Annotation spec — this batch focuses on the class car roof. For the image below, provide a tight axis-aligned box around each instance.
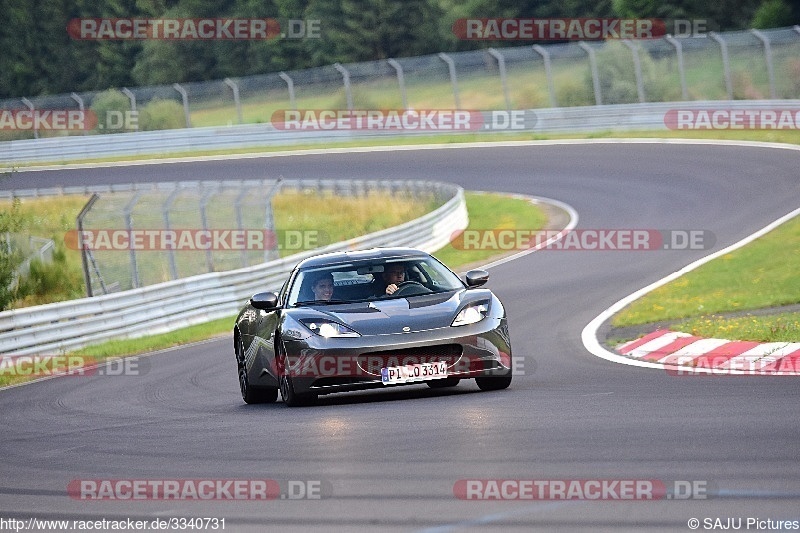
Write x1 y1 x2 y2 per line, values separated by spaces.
295 247 432 270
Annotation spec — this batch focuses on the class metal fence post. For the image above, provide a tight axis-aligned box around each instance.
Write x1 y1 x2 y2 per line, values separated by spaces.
123 192 142 289
438 53 461 110
621 40 646 103
76 194 103 297
751 29 776 99
162 188 181 280
199 186 217 273
121 88 138 131
708 32 733 100
387 59 408 109
70 93 87 135
234 185 249 268
224 78 243 124
20 98 37 139
487 48 511 111
333 63 353 110
173 83 192 127
279 72 296 110
665 36 688 101
532 45 557 108
264 178 282 262
578 42 602 106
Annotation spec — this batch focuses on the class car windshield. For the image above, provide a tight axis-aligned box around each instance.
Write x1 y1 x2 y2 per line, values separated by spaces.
287 256 464 306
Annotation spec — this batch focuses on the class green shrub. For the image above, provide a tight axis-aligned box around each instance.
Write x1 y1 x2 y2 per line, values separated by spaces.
593 41 669 104
138 99 186 131
89 89 132 134
557 80 594 107
15 244 83 307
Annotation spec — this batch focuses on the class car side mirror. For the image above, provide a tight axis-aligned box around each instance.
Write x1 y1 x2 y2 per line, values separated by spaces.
465 269 489 288
250 292 279 310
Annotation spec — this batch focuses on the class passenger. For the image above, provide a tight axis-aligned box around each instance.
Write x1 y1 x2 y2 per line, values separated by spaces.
310 272 334 301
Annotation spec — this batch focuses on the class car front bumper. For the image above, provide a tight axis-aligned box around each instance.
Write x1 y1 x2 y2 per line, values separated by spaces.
278 316 512 396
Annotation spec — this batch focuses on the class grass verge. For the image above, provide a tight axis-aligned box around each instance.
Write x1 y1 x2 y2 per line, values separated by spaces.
614 214 800 327
672 312 800 343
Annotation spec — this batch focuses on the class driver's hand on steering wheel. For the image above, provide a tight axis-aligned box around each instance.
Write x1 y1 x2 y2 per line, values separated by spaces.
385 284 398 295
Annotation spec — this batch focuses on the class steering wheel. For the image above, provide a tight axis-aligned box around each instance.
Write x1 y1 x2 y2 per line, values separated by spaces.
392 280 431 296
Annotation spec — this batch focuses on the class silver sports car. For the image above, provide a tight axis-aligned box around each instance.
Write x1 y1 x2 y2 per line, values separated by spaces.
233 247 512 406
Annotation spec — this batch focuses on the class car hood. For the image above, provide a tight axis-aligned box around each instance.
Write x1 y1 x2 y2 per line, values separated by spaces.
290 289 491 336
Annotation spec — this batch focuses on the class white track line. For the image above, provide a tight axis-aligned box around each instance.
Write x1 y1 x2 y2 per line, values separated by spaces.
582 205 800 373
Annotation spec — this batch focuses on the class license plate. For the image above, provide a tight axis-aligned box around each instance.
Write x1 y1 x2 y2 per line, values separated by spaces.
381 361 448 385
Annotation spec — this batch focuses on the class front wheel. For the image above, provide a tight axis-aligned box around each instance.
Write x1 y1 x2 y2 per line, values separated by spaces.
279 374 316 407
239 366 279 404
276 344 316 407
236 333 278 404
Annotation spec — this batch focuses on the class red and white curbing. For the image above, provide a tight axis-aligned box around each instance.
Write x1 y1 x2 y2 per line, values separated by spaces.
617 329 800 375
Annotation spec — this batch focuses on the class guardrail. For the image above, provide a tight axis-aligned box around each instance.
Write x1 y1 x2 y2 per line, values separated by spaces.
3 100 798 166
0 180 467 355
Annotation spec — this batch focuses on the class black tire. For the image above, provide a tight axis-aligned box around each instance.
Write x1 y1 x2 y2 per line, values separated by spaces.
427 377 460 389
279 373 316 407
276 342 316 407
239 366 279 404
475 374 512 391
236 332 278 404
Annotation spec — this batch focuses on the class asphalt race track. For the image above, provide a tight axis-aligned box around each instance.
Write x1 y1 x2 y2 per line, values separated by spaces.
2 141 800 532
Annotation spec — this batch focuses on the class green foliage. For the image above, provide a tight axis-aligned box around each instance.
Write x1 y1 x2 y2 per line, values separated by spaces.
90 89 132 134
593 41 668 104
15 244 84 306
138 99 186 130
751 0 794 28
0 246 21 311
0 199 25 310
558 80 594 107
2 0 798 101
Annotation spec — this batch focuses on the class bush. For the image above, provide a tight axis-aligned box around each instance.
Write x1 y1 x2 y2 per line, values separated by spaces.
14 244 83 307
0 247 22 311
557 80 594 107
138 99 186 131
593 41 669 104
0 199 24 310
89 89 132 134
752 0 794 28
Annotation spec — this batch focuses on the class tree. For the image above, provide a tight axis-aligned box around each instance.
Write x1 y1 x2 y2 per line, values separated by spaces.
751 0 794 27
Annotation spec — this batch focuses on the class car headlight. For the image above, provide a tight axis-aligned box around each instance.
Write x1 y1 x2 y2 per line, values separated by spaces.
452 302 489 327
300 319 361 338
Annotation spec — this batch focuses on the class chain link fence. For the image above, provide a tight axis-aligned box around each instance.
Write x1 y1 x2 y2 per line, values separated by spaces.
2 27 799 139
75 179 448 296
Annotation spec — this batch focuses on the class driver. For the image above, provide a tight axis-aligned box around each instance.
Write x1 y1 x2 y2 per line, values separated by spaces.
375 263 405 296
